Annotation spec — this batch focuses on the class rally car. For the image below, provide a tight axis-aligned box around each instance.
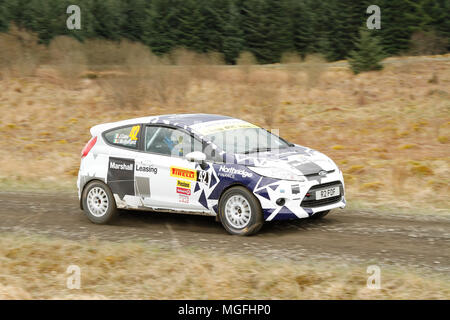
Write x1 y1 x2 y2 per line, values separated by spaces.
77 114 346 235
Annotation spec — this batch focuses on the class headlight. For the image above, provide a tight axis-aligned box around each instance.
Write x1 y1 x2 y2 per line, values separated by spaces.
248 167 305 182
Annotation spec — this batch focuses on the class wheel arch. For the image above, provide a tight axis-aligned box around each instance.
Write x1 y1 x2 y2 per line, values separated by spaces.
79 178 107 210
216 182 262 218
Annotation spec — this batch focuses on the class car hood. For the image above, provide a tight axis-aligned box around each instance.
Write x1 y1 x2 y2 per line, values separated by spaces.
235 145 337 176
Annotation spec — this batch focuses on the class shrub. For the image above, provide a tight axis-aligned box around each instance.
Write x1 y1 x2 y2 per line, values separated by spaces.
49 36 86 88
348 29 385 75
409 31 448 56
0 24 41 78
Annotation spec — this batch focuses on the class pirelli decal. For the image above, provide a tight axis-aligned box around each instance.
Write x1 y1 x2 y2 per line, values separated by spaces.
170 166 197 181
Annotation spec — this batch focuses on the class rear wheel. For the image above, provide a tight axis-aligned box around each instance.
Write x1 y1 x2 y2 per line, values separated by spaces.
310 210 330 219
82 181 118 224
219 186 263 236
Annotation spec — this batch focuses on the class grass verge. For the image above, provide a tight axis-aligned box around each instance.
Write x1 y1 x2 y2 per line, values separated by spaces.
0 233 449 299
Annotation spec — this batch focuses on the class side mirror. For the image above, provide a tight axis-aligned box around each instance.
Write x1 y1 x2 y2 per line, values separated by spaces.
185 151 206 163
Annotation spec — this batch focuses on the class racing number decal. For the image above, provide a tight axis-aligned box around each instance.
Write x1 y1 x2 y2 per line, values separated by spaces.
129 125 140 141
197 170 209 184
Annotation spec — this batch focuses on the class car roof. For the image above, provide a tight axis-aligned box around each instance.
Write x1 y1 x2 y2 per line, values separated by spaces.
157 113 234 126
90 113 235 136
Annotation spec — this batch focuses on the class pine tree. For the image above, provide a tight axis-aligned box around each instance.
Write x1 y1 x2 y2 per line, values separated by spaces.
327 0 371 61
241 0 293 64
290 0 314 58
305 0 334 59
0 1 8 32
241 0 271 63
348 28 385 74
143 0 180 55
177 0 205 52
378 0 421 55
265 0 293 62
120 0 150 42
88 0 126 40
421 0 450 51
22 0 76 44
197 0 226 54
221 1 245 64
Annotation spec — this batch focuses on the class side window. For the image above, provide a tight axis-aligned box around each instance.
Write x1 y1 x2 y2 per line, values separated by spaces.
145 126 202 157
104 125 141 149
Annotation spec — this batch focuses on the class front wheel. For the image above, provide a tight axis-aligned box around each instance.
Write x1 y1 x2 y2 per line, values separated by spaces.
219 186 263 236
82 181 118 224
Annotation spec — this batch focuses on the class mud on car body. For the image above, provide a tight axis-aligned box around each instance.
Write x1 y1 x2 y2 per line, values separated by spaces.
77 114 346 235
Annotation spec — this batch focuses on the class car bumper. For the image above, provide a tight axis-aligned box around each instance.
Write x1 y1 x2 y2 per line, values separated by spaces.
254 170 346 221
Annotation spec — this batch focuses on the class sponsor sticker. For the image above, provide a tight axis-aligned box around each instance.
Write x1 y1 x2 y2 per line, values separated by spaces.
109 160 133 171
190 119 258 135
113 133 137 146
170 166 197 181
136 161 158 174
176 187 191 195
177 180 191 188
217 165 253 178
178 195 189 203
107 157 135 197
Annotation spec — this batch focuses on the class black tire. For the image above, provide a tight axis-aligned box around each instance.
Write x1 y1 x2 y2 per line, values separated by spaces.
219 186 263 236
310 210 330 220
82 181 118 224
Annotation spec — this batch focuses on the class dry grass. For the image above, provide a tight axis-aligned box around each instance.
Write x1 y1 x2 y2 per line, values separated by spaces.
0 233 448 300
0 34 449 212
48 36 87 89
0 25 42 78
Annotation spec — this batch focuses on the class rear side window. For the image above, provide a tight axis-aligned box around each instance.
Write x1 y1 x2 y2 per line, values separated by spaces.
104 125 141 149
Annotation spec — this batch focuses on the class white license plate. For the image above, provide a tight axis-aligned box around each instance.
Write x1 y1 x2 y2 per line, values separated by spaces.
316 186 340 200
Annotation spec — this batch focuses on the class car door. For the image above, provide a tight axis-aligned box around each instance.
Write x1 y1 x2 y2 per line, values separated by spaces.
102 124 143 205
135 125 209 212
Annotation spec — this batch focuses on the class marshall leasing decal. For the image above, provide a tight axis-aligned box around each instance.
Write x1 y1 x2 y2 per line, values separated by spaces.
107 157 135 198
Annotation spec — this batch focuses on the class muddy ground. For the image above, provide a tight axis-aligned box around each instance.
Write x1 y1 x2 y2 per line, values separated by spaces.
0 192 449 275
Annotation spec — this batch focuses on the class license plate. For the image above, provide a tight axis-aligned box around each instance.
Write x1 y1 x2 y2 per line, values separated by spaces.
316 186 340 200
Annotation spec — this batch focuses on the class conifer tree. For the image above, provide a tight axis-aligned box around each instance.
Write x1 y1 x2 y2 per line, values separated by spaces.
348 28 385 74
143 0 179 55
290 0 313 58
222 1 245 64
121 0 150 42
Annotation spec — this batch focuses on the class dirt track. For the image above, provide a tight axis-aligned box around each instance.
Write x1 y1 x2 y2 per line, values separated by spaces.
0 191 449 274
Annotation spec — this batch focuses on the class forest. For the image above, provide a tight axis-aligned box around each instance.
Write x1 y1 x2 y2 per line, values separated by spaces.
0 0 448 64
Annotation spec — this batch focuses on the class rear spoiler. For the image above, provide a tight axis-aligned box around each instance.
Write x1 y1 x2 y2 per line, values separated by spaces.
90 123 114 137
89 116 155 137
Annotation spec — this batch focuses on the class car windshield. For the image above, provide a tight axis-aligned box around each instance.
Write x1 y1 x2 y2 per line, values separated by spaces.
206 127 291 154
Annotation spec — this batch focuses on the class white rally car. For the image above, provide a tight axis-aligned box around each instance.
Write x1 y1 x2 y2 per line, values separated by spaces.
77 114 345 235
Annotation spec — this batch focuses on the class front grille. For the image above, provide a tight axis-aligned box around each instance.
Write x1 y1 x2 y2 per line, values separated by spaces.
301 181 343 208
304 169 335 178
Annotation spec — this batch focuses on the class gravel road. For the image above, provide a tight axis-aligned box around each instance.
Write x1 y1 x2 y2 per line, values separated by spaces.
1 192 449 274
